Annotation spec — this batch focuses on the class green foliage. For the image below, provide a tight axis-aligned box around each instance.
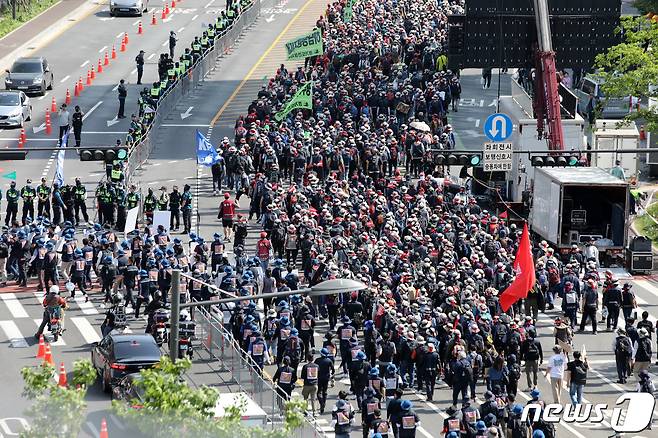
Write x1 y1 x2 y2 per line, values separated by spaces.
113 356 305 438
0 0 59 39
19 359 95 438
635 201 658 241
595 16 658 132
633 0 658 14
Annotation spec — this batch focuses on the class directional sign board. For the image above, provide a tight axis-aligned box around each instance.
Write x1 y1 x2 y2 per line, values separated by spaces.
484 113 513 142
483 142 513 172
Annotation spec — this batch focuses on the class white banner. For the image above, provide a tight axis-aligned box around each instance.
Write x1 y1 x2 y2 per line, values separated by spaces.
123 207 139 235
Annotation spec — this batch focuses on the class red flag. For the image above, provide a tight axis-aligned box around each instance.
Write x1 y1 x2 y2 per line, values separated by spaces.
499 223 536 311
499 211 508 219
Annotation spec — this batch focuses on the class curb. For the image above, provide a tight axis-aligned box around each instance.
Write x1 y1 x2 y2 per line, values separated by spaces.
0 0 103 73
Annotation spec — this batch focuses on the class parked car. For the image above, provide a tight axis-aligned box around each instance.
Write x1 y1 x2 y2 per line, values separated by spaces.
110 0 148 16
91 332 161 393
4 57 53 96
574 75 632 120
0 91 31 128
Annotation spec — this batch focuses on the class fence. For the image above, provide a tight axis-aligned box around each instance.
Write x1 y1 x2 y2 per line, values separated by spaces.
125 0 261 183
194 306 329 438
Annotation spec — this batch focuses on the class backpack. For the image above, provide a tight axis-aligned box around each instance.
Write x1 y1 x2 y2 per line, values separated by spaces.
508 364 521 383
640 379 654 394
533 417 555 438
509 418 527 438
548 267 560 285
526 341 540 360
616 336 632 356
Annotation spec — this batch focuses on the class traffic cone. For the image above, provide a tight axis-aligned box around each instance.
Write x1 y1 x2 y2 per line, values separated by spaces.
161 7 166 19
36 335 45 358
111 45 117 59
97 59 103 73
18 137 24 148
123 32 129 45
45 110 52 135
74 82 79 97
58 362 67 387
99 418 108 438
65 88 71 105
138 21 143 34
104 51 110 66
43 343 54 366
165 2 170 15
20 128 26 144
151 11 157 25
91 65 96 80
171 0 176 8
51 96 56 112
120 40 126 52
78 77 84 92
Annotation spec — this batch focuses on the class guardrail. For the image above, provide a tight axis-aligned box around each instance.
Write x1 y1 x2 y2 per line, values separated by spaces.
125 0 261 183
194 306 329 437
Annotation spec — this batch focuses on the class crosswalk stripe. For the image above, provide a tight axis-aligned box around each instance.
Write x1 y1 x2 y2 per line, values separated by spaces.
0 293 29 318
32 319 66 346
74 296 99 315
0 320 28 346
70 317 101 344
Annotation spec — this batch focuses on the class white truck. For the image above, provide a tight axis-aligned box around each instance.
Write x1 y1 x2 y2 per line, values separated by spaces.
529 167 630 266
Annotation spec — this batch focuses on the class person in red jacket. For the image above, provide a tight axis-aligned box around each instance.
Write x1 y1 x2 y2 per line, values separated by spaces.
217 192 239 242
256 231 272 270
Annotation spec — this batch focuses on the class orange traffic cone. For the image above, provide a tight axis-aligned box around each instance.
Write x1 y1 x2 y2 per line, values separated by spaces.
104 51 110 66
123 32 129 45
18 137 24 148
99 418 108 438
91 65 96 80
45 110 52 135
51 96 57 112
171 0 176 8
138 21 143 34
111 45 117 59
65 88 71 105
97 59 103 73
58 362 67 387
36 334 45 358
78 77 84 92
165 2 170 15
161 7 166 19
120 40 126 52
151 11 157 25
20 128 26 143
74 82 79 97
43 343 54 366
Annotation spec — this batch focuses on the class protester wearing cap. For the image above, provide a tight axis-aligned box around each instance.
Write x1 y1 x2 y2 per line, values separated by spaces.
545 345 566 403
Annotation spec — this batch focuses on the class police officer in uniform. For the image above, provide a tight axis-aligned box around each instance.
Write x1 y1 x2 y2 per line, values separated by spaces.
73 178 89 225
169 185 181 230
36 177 51 219
4 181 18 226
51 182 65 225
181 184 193 234
157 186 169 211
115 184 127 231
126 185 140 211
315 347 335 414
20 179 35 224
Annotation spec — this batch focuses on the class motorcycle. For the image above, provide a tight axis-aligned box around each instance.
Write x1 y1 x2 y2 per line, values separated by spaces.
178 320 196 359
48 306 63 342
151 309 170 346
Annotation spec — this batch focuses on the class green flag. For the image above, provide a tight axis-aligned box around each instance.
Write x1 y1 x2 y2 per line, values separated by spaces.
285 28 323 61
275 82 313 122
343 0 356 22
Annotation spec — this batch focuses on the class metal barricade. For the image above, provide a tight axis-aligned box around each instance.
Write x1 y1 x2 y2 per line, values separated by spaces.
194 306 327 437
125 0 262 183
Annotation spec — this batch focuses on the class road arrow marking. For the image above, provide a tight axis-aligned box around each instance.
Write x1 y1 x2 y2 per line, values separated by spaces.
33 123 46 134
107 117 119 127
265 14 275 22
180 106 194 119
2 171 16 180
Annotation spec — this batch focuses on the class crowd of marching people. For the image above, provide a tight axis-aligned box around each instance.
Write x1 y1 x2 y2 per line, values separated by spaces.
3 0 658 437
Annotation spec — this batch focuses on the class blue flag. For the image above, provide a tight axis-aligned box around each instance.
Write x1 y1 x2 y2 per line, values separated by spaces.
196 130 219 166
54 128 68 186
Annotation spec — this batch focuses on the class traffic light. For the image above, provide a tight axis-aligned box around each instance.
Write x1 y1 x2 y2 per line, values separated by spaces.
531 154 582 167
0 150 28 160
433 152 482 167
80 146 129 162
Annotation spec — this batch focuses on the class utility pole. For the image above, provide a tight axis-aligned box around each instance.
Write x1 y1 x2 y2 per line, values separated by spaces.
169 270 180 362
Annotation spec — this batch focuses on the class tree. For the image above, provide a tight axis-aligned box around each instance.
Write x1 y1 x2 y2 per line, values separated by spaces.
20 359 96 438
595 15 658 132
633 0 658 14
113 357 306 438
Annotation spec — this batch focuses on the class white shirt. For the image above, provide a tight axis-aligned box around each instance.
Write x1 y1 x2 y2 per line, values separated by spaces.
547 353 567 379
58 110 70 127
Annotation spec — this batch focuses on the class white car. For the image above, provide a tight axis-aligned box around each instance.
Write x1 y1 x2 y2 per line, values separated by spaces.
109 0 148 16
0 91 31 128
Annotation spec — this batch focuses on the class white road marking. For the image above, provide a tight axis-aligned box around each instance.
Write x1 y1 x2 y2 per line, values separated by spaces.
132 19 140 25
112 84 119 91
162 40 168 47
99 46 107 53
168 160 178 163
115 32 123 38
475 119 480 128
177 26 184 32
161 123 208 127
74 296 99 315
59 75 70 83
33 319 65 346
0 320 28 346
192 14 198 20
204 0 215 7
82 101 103 121
37 95 45 100
167 179 176 182
80 131 125 134
131 68 137 75
109 414 126 430
0 293 29 318
80 60 89 68
70 317 101 344
152 163 161 166
86 422 99 438
148 53 155 60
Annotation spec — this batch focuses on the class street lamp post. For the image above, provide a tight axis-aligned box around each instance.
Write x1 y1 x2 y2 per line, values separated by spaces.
167 273 366 360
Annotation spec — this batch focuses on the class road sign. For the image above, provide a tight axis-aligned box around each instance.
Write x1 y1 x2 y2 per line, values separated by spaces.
483 142 513 172
2 171 16 180
484 113 513 142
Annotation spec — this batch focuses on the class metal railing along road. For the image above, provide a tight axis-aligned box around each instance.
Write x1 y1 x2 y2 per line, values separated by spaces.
124 0 262 183
194 306 329 437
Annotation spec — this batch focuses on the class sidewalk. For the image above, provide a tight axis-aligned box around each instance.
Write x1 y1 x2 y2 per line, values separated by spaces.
0 0 101 71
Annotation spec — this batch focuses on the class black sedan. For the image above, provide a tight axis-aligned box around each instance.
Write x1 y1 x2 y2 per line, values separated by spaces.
91 332 161 393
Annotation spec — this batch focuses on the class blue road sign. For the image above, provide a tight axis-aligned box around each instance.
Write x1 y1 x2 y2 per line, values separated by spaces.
484 113 513 142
